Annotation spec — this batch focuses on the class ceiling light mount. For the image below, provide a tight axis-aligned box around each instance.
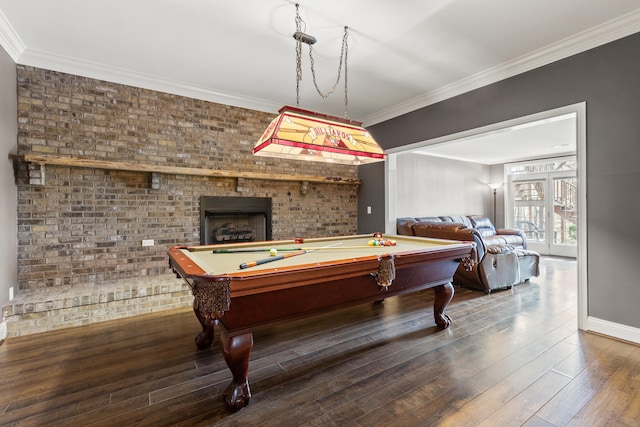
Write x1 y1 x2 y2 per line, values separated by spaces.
293 31 316 45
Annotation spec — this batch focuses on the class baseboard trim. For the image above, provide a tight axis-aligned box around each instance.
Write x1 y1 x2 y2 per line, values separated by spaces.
586 316 640 345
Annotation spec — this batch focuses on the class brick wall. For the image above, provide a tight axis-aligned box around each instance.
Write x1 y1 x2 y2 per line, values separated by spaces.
15 65 359 291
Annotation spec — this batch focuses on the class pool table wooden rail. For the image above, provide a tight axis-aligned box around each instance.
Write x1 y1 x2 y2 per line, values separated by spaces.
168 239 471 298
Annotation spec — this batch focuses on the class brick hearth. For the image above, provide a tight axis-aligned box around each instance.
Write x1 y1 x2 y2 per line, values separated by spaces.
3 275 192 338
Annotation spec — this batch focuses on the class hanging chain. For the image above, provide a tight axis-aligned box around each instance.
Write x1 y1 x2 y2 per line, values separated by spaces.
294 4 350 118
343 27 348 118
295 3 303 107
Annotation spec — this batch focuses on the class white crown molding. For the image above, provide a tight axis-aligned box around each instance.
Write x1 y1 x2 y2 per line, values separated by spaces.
17 48 281 115
0 9 25 61
4 8 640 123
363 8 640 126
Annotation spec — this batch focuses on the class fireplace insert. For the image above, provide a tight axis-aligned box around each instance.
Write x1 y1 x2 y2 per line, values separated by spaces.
200 196 272 245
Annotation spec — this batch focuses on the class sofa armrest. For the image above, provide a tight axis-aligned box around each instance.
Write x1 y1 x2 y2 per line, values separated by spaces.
496 228 521 235
396 218 417 235
412 223 479 262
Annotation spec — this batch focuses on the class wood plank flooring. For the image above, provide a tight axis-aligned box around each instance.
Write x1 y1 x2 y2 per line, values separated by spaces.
1 257 639 426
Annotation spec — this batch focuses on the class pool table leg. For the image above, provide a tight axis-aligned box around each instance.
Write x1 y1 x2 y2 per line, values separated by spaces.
193 300 215 349
221 331 253 411
433 282 454 329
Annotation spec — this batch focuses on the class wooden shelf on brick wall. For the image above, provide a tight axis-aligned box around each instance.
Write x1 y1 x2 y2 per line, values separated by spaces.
14 154 361 187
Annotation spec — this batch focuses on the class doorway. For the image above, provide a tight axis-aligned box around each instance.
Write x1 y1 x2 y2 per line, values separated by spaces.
385 102 587 330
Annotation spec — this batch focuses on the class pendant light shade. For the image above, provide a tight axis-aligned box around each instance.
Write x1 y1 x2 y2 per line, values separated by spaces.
254 106 385 165
253 5 386 165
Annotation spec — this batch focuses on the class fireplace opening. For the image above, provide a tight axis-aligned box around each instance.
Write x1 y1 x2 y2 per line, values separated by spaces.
200 197 272 245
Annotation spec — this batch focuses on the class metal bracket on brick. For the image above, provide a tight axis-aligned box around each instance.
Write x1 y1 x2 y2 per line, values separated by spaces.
150 172 161 190
10 154 20 184
28 163 45 185
236 177 245 192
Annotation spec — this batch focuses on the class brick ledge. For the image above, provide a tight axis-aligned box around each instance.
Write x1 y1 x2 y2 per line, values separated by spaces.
2 274 193 338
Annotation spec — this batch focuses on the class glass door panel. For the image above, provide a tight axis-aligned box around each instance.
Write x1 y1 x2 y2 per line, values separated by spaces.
513 179 546 249
550 174 577 257
508 170 577 257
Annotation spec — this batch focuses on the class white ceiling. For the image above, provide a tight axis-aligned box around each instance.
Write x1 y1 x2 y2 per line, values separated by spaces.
1 0 639 128
412 112 577 165
0 1 638 165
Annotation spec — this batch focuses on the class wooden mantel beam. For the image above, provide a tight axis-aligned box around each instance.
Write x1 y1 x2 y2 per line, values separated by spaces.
18 154 361 186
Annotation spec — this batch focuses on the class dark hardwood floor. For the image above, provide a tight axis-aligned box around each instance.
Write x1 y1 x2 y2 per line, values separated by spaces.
1 257 639 426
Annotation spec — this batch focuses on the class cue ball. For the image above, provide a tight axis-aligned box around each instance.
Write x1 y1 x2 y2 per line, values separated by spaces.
269 248 278 256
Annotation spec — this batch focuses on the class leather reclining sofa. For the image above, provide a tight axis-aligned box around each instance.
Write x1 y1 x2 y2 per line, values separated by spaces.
397 215 540 293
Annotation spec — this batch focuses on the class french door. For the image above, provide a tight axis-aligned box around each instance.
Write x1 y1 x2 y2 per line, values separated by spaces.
508 171 577 257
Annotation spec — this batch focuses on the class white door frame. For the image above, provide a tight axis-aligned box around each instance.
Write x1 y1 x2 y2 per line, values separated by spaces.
385 102 587 331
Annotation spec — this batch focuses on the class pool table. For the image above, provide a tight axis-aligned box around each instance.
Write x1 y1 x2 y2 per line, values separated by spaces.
168 233 474 410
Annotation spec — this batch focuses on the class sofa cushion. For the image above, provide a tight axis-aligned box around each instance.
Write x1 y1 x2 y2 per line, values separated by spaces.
468 215 497 237
413 223 473 239
415 216 443 223
415 222 468 232
439 215 473 228
469 215 494 229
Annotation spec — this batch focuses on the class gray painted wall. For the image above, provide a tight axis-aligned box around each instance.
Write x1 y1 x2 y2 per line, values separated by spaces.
360 32 640 329
0 45 17 327
358 162 385 234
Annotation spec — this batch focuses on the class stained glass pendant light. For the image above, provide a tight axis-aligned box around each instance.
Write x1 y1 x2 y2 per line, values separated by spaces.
253 4 386 165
